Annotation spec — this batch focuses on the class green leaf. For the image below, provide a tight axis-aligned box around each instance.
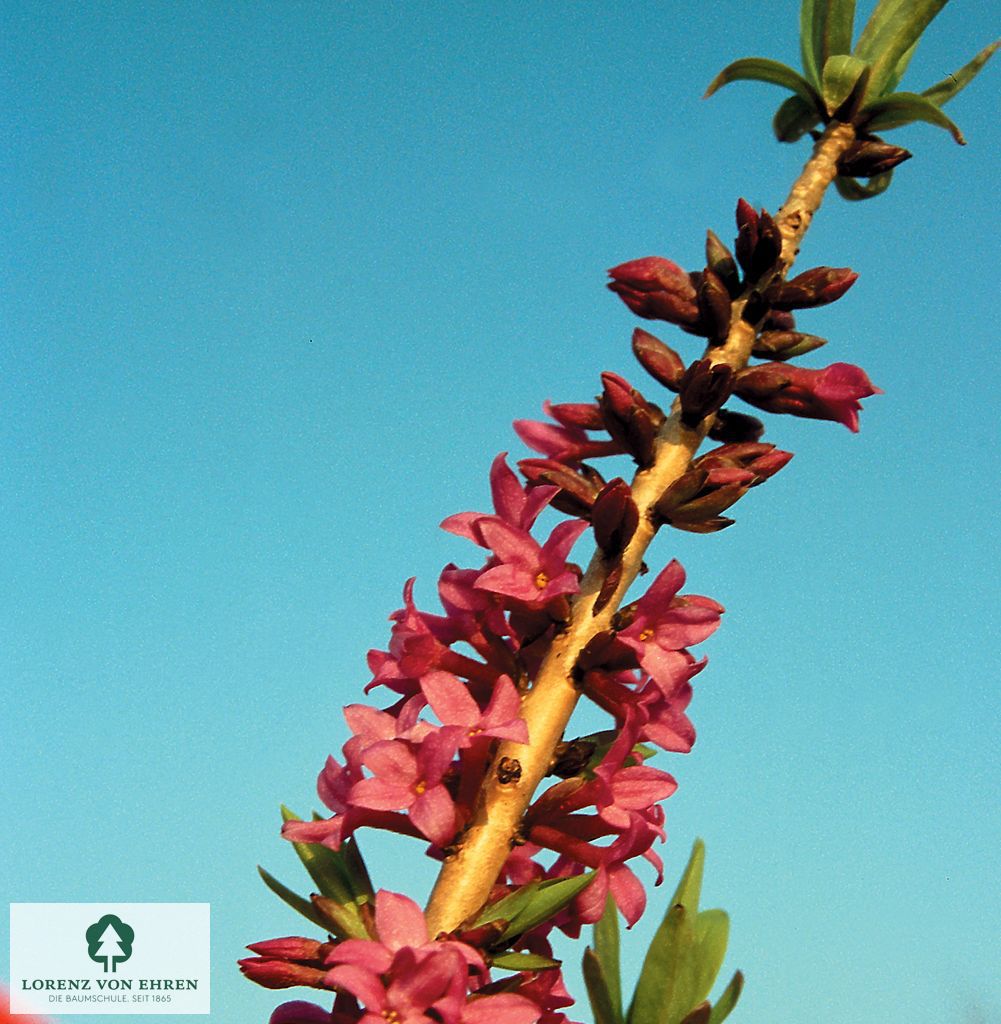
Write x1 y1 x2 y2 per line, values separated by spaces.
669 839 706 913
594 895 623 1021
853 0 948 100
492 951 561 971
627 903 695 1024
342 836 376 901
773 95 823 142
708 971 744 1024
834 170 894 200
921 39 1000 106
493 876 593 937
257 865 330 931
689 910 730 1006
801 0 857 87
800 0 822 86
821 55 869 114
704 58 823 109
860 91 966 143
883 38 920 94
583 948 624 1024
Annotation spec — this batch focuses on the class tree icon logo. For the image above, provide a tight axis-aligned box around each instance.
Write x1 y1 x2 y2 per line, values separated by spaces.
85 914 134 973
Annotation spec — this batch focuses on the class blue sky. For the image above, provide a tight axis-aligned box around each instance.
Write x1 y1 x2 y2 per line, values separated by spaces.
2 3 998 1023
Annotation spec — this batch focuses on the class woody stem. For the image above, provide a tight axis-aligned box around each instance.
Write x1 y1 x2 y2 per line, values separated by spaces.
425 120 857 936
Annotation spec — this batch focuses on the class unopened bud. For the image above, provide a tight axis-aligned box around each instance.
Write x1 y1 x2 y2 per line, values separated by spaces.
548 402 606 429
694 442 793 486
679 359 735 428
708 409 765 443
598 371 665 467
697 269 733 344
519 458 604 517
705 229 741 296
245 937 332 962
632 327 685 390
749 209 782 281
766 266 858 310
752 330 828 360
762 310 796 331
734 198 759 274
838 138 912 177
607 257 700 326
238 957 329 991
591 478 640 558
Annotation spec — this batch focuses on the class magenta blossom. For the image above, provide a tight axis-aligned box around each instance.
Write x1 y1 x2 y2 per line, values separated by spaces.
349 731 460 846
617 560 723 691
326 890 484 975
735 361 882 432
421 671 528 747
474 518 588 609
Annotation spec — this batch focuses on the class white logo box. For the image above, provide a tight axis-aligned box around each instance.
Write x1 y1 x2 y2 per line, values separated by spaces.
10 903 210 1015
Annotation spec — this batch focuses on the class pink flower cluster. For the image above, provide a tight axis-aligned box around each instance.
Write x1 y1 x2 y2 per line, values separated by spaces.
250 443 724 1022
241 891 567 1024
282 452 719 912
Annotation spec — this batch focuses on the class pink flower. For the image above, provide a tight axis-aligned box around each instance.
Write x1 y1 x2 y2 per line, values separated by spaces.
421 671 528 747
326 890 484 976
735 361 882 432
616 560 723 690
349 731 460 846
441 453 556 544
514 402 622 462
326 947 466 1024
474 519 588 609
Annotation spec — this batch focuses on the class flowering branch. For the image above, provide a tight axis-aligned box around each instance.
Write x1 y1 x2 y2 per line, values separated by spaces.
423 119 857 936
243 6 995 1024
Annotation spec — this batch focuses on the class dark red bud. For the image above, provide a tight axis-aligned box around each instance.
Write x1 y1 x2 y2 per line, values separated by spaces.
762 309 796 331
238 958 329 991
548 402 606 429
708 409 765 443
766 266 858 310
838 138 912 177
607 257 700 326
245 937 332 962
741 290 771 325
679 359 735 428
735 199 760 274
632 327 685 390
598 372 664 467
749 209 782 281
519 458 604 517
591 478 640 558
697 269 733 344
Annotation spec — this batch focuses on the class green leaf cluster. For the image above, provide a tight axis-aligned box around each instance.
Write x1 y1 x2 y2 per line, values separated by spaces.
257 806 375 940
704 0 997 199
583 841 743 1024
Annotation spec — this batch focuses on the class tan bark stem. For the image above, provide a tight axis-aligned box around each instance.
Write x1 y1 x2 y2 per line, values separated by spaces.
425 121 856 936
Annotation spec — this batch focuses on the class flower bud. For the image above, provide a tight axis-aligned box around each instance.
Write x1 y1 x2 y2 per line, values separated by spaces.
694 442 793 485
598 371 665 467
735 361 881 432
752 330 828 360
548 401 606 429
238 957 329 990
607 257 700 326
734 198 759 274
708 409 765 443
762 309 796 331
591 478 640 558
656 464 750 528
679 359 735 428
705 229 741 296
766 266 858 310
245 937 332 961
697 269 733 344
519 458 604 517
749 209 782 281
837 138 912 177
632 327 685 390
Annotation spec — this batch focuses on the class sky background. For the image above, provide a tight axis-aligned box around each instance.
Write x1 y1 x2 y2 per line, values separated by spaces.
2 2 999 1022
